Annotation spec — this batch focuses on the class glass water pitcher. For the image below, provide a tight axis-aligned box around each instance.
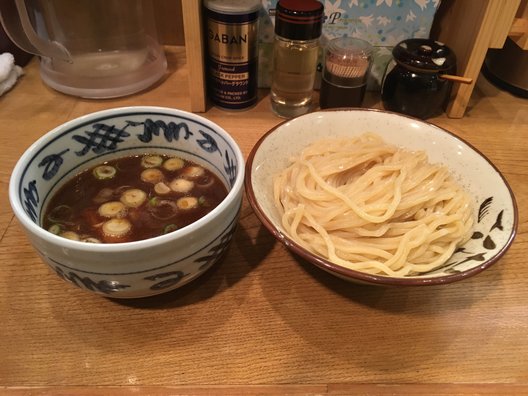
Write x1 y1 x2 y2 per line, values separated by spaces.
0 0 167 98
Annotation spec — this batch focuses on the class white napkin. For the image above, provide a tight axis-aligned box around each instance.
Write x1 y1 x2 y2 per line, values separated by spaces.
0 52 23 97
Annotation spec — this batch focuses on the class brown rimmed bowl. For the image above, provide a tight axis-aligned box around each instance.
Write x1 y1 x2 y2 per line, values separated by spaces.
245 109 518 286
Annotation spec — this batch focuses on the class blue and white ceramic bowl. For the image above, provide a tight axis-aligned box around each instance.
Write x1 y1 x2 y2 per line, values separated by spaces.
9 106 244 298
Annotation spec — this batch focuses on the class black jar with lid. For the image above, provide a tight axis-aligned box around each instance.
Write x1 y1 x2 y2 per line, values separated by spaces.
381 38 456 119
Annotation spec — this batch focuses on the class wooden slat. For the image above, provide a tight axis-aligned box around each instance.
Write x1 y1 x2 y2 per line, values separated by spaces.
434 0 518 118
509 0 528 49
489 0 521 48
2 384 528 395
153 0 185 46
181 0 207 112
509 17 528 36
0 385 327 395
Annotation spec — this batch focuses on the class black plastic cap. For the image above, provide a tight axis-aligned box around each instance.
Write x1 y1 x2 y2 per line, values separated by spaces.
275 0 324 41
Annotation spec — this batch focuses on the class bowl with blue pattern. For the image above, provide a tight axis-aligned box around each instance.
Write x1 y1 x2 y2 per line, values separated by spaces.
9 106 244 298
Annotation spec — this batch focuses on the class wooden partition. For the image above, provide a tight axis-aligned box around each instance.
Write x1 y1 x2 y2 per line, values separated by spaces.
153 0 185 45
431 0 521 118
510 0 528 48
153 0 206 112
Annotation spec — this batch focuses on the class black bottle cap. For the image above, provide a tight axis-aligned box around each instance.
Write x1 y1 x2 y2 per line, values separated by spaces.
275 0 324 41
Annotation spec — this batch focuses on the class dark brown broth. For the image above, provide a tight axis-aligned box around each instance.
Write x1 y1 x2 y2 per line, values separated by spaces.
43 154 228 243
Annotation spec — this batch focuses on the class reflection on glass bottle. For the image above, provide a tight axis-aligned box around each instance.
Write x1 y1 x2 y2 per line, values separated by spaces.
271 37 319 116
270 0 324 118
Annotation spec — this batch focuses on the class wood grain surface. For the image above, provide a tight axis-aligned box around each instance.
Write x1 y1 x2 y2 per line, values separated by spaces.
1 46 527 394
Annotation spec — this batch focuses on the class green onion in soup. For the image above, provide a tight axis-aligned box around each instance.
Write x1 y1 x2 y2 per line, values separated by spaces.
93 165 116 180
42 154 228 243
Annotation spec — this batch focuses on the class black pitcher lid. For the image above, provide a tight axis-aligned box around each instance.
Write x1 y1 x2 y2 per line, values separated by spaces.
392 38 456 72
275 0 324 41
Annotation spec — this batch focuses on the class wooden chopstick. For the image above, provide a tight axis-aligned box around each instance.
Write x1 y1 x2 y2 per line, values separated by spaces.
439 74 473 84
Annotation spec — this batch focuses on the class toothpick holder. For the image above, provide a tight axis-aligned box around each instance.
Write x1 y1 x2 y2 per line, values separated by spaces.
319 37 373 109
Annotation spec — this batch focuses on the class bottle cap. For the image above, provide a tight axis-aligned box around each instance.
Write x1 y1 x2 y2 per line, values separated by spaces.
275 0 324 41
392 38 456 72
204 0 261 15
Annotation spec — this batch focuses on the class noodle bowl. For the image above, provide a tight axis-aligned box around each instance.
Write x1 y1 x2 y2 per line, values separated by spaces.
273 133 474 276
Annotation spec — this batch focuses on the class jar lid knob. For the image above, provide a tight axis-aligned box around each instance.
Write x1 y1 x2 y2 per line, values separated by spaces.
392 38 456 72
418 45 432 55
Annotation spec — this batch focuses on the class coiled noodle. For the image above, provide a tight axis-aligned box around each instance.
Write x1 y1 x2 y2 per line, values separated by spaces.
273 133 474 276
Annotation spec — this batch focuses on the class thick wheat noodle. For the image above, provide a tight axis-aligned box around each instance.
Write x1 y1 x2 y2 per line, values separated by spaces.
273 133 474 277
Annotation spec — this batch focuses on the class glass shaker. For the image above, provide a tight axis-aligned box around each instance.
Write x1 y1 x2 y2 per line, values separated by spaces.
381 39 457 119
270 0 324 118
320 37 373 109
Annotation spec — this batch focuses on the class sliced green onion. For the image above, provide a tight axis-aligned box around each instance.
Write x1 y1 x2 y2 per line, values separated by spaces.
141 168 164 184
163 157 185 171
120 188 147 208
181 166 205 178
98 201 127 218
169 178 194 193
47 204 73 224
48 224 63 235
82 237 102 243
93 187 114 204
93 165 116 180
163 224 178 234
141 155 163 168
60 231 80 241
176 196 198 210
102 218 132 237
149 197 159 207
154 182 171 195
196 176 214 188
148 200 178 220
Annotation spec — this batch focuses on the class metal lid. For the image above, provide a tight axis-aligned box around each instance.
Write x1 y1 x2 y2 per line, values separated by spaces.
203 0 261 15
392 38 456 72
275 0 324 41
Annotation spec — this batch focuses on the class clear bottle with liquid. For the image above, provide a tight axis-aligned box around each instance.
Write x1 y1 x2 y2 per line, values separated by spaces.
270 0 324 118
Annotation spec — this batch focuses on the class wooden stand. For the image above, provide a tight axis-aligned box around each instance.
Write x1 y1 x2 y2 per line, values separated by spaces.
181 0 207 113
432 0 523 118
510 0 528 49
167 0 528 116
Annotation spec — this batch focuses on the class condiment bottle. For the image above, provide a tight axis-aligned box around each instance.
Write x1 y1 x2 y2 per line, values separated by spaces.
204 0 261 110
270 0 324 118
381 38 457 119
319 37 373 109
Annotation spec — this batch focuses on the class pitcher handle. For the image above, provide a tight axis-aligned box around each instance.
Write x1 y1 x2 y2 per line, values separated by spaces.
2 0 72 62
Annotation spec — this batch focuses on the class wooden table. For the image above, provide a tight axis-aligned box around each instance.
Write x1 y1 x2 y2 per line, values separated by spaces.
1 47 527 395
